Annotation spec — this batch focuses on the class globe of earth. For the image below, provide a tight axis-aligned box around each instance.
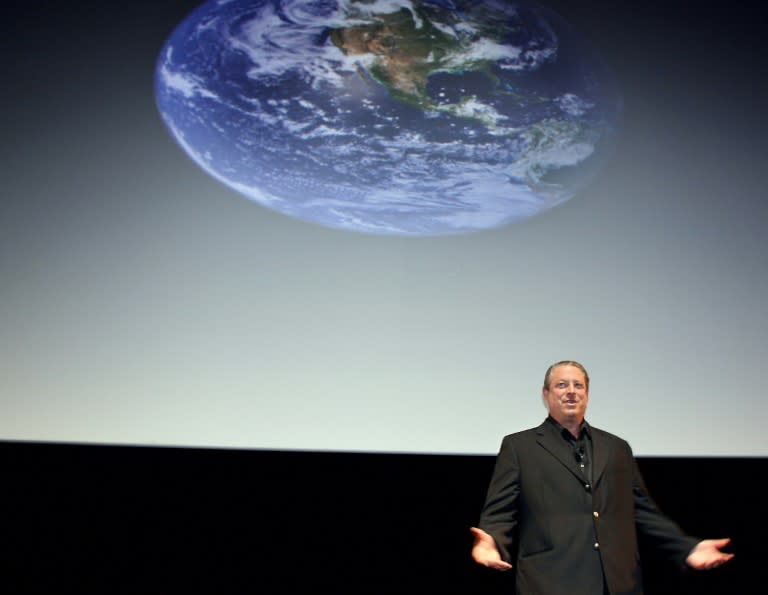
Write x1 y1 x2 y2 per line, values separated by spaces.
155 0 621 236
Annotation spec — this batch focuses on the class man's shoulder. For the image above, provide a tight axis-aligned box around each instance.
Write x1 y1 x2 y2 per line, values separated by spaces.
501 422 548 442
500 422 630 443
589 424 623 439
589 424 632 447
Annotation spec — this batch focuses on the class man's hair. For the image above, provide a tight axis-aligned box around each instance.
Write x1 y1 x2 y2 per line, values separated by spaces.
543 360 590 389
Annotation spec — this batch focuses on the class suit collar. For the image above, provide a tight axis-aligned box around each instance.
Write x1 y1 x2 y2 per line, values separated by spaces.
535 419 608 486
535 420 583 480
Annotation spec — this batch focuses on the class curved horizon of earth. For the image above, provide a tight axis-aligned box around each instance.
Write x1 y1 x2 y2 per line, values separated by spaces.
155 0 622 236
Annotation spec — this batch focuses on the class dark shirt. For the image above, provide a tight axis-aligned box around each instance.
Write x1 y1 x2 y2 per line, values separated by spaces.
545 415 593 482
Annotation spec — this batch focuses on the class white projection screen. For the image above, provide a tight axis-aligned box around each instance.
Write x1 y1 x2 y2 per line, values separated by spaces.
2 0 766 457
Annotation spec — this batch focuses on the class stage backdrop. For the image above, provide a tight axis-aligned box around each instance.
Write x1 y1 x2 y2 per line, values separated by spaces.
2 442 759 594
2 0 766 458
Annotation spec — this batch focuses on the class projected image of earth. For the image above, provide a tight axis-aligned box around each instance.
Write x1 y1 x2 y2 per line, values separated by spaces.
155 0 621 236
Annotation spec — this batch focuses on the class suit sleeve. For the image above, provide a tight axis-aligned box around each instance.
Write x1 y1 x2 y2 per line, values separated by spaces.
477 436 521 563
628 444 700 564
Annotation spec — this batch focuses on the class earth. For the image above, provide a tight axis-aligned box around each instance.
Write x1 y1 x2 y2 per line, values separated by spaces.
155 0 621 236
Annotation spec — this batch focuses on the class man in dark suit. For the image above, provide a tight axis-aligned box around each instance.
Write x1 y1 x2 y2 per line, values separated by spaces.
470 360 734 595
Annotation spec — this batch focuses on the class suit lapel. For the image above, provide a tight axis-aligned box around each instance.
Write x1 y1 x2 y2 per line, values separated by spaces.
535 422 584 481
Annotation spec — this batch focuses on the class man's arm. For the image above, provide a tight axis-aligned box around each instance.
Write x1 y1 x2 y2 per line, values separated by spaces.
474 436 521 564
628 444 734 568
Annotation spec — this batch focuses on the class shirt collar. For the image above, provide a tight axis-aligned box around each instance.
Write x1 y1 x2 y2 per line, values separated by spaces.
545 415 591 441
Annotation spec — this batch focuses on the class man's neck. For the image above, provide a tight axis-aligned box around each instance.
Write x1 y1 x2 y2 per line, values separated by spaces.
557 416 584 439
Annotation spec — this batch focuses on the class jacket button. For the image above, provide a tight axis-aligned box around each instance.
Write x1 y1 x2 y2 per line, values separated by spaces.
593 511 599 518
584 484 591 491
593 542 600 550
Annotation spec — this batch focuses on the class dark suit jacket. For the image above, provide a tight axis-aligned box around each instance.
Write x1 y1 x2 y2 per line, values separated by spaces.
478 419 699 595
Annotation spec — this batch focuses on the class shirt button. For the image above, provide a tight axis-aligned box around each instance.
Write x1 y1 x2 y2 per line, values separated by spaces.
593 511 599 518
593 542 600 550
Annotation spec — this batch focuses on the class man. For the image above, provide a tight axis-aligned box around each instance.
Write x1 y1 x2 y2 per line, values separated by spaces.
470 360 734 595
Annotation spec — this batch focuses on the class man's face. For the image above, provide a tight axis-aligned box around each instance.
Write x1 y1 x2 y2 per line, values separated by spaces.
542 364 589 425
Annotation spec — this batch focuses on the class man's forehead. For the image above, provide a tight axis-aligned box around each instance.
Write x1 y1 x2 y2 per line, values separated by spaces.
550 365 586 381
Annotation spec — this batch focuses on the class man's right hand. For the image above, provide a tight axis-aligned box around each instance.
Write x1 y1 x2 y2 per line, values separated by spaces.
469 527 513 571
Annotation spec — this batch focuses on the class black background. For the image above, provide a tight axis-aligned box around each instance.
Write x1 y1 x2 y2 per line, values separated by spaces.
3 442 760 594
